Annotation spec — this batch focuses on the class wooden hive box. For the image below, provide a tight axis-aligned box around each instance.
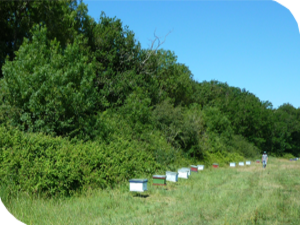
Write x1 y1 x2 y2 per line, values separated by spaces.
230 162 236 167
181 167 191 176
178 169 189 179
166 171 178 182
153 175 166 186
239 162 244 166
256 159 260 163
129 179 148 192
212 163 219 168
191 165 198 172
197 165 204 171
246 161 251 165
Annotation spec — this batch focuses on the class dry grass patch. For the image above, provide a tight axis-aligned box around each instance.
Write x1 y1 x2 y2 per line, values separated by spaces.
263 183 284 190
279 163 300 170
277 158 290 162
236 165 262 172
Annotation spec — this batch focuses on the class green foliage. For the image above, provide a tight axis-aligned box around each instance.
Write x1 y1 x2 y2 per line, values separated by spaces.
0 0 93 77
203 151 244 167
151 100 204 159
271 104 300 156
229 135 260 159
152 99 184 148
195 81 273 150
202 106 233 140
2 25 98 138
92 12 141 109
150 50 194 106
199 107 235 161
0 125 162 197
99 108 181 167
120 88 152 131
281 153 295 160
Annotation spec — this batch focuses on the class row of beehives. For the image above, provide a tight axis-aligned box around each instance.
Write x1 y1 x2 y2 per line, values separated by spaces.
290 158 299 161
129 161 262 192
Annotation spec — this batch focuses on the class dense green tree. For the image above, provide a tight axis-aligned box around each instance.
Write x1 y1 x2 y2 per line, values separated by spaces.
91 12 141 109
0 0 93 77
189 80 276 151
90 13 194 109
272 104 300 156
151 50 193 106
2 25 99 139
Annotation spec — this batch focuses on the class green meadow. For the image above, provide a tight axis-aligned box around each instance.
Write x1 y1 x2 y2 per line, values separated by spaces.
2 157 300 225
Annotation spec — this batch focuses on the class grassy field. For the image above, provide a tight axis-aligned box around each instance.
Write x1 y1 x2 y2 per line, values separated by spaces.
2 157 300 225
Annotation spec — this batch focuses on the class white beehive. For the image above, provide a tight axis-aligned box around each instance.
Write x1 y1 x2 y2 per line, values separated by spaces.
197 165 204 170
230 162 236 167
181 167 191 176
129 179 148 192
239 162 244 166
166 171 178 182
246 161 251 165
178 169 189 179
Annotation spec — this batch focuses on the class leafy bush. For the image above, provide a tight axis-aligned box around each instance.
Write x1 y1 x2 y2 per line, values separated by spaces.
282 153 295 160
2 25 98 139
100 109 181 167
203 151 244 167
0 126 162 197
229 135 260 159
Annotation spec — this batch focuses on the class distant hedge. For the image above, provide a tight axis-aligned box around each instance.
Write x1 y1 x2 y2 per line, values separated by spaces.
0 126 161 197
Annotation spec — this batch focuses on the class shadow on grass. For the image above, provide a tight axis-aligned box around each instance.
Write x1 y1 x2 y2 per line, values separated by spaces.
132 193 150 198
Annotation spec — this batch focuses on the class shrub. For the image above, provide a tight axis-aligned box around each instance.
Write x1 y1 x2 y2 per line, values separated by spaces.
230 135 260 159
2 25 98 138
282 153 295 160
203 151 244 167
0 126 162 198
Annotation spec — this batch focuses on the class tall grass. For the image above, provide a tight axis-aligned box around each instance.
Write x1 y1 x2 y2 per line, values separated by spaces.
2 157 300 224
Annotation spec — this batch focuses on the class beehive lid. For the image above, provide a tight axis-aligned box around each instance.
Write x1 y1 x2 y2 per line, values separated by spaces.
166 171 178 175
153 175 166 179
129 179 148 183
178 168 189 172
181 167 191 171
191 165 197 168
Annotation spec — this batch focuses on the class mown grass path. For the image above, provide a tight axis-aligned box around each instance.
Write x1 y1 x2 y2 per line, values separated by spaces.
3 157 300 224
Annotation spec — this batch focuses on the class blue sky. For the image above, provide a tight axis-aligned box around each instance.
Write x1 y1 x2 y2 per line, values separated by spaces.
84 0 300 109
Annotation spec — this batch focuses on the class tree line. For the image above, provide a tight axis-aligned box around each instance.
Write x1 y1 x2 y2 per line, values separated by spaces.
1 0 299 161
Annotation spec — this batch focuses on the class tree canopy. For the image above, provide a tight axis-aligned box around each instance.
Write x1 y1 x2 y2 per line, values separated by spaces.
0 0 299 161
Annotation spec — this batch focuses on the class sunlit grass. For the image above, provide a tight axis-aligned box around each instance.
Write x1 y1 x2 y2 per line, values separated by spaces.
2 157 300 225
